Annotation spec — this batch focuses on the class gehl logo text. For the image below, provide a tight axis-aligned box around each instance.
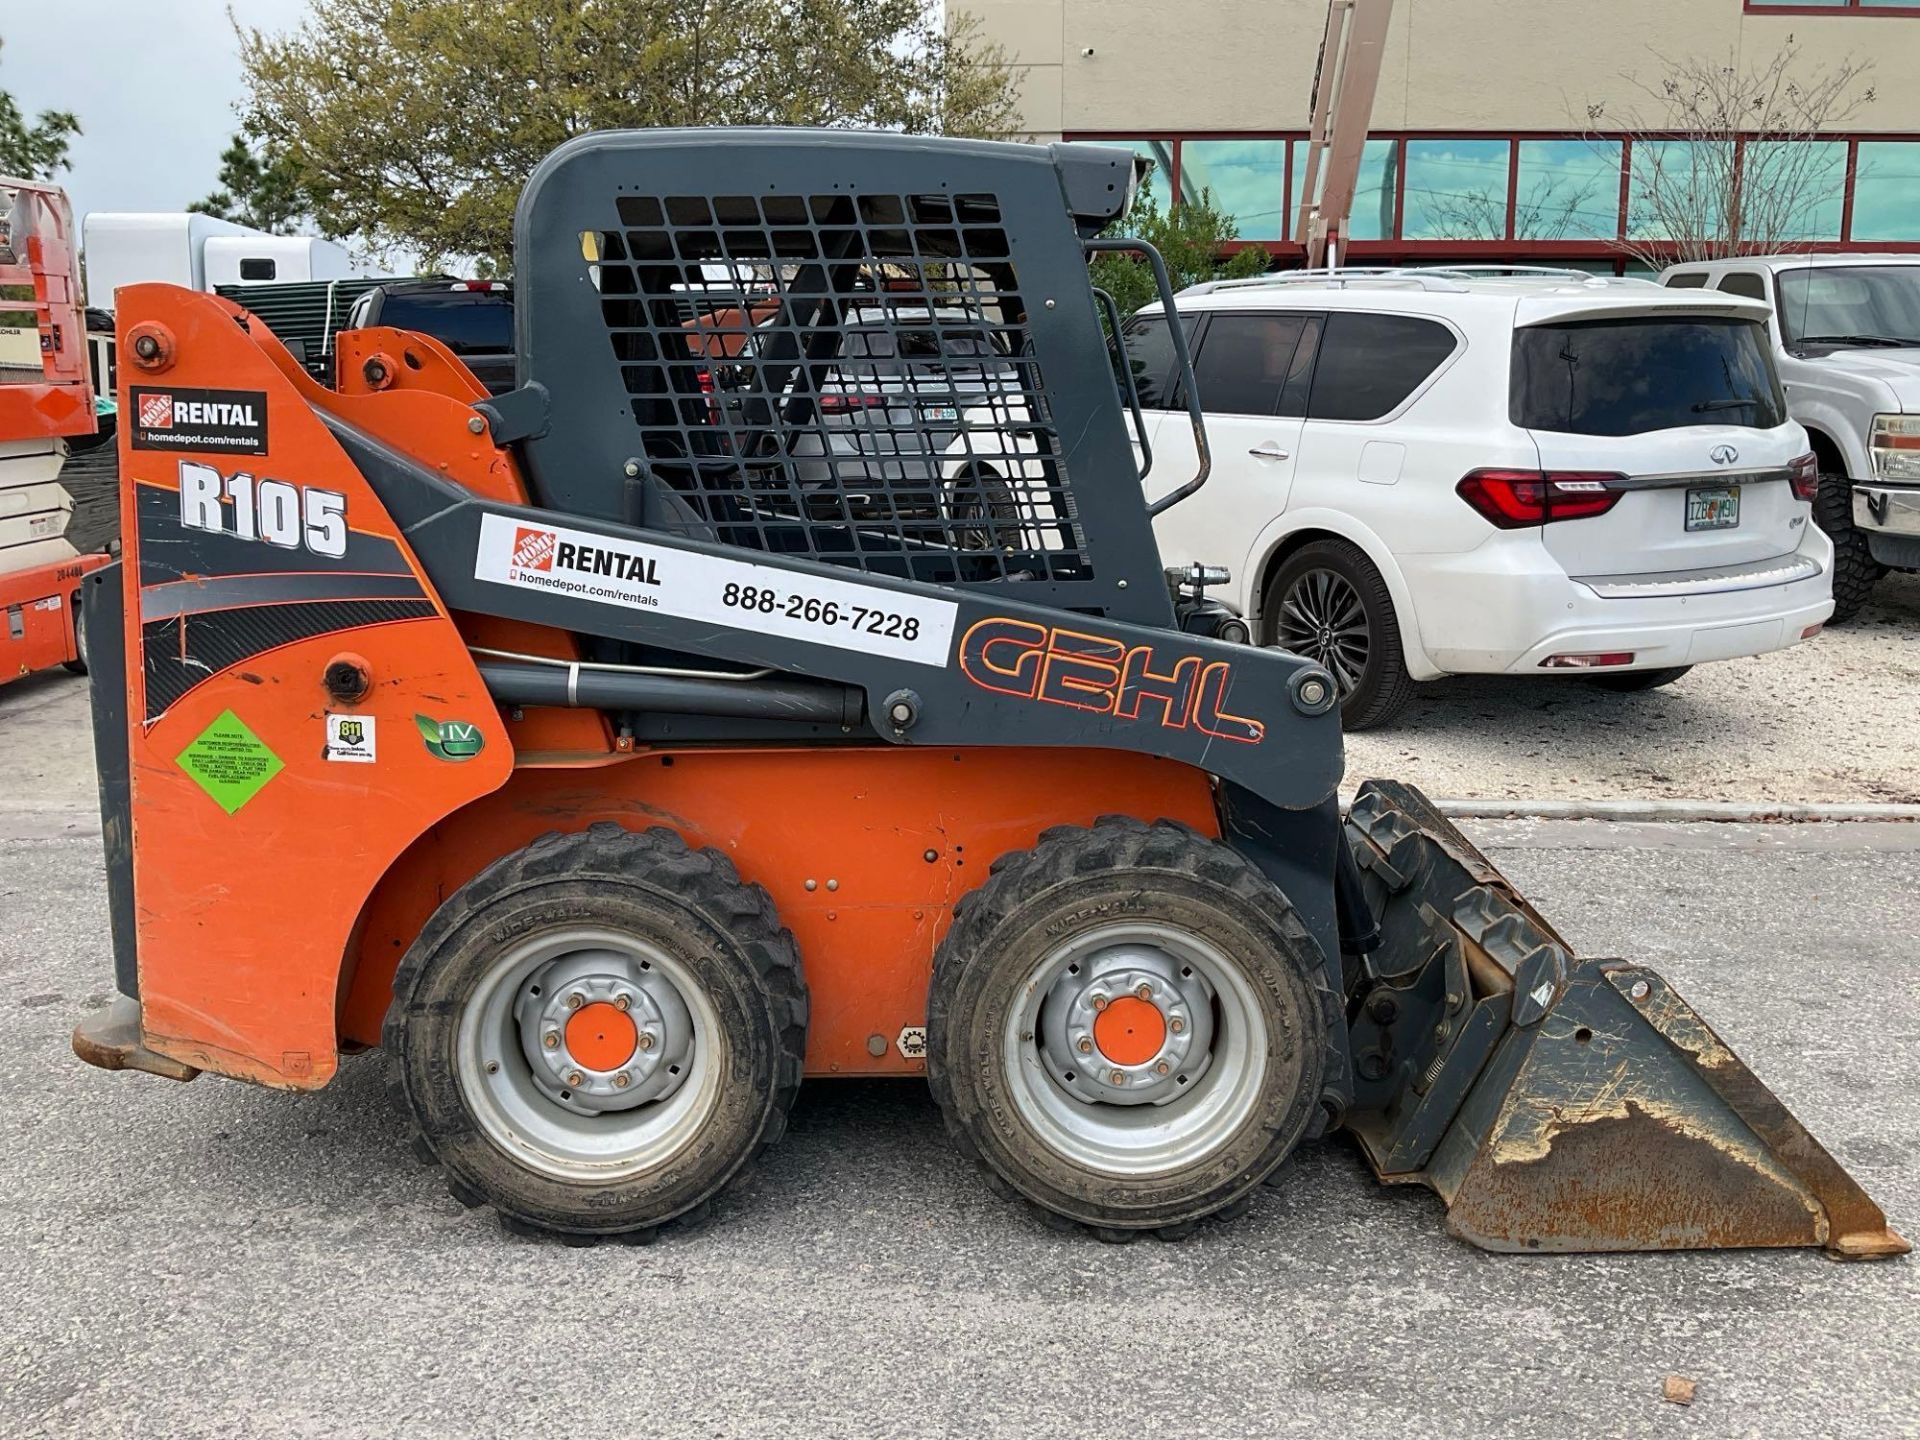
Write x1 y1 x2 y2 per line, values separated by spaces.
958 618 1264 744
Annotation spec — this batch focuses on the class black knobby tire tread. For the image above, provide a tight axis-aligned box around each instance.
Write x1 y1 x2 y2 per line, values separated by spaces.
1266 538 1416 731
384 823 807 1245
1815 471 1881 623
927 818 1333 1242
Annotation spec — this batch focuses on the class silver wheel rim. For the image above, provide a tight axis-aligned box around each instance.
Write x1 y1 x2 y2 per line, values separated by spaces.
1001 922 1270 1178
1278 568 1368 697
455 926 722 1183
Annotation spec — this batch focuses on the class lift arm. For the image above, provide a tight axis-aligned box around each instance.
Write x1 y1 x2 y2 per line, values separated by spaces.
1293 0 1395 269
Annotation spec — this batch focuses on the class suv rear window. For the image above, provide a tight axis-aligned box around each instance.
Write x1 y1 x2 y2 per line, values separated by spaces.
1306 313 1457 421
1511 317 1785 436
377 289 514 356
843 324 1003 362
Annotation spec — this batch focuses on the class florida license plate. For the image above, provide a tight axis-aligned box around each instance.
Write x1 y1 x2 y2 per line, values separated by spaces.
1686 485 1740 531
920 404 959 424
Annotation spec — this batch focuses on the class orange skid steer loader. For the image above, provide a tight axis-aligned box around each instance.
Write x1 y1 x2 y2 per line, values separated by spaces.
71 130 1906 1254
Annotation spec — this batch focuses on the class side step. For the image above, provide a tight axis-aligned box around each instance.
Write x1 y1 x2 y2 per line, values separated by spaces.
72 995 200 1083
1341 780 1908 1261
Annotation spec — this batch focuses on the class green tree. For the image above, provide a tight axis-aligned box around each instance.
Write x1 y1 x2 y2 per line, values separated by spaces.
189 132 314 234
0 39 80 179
1088 177 1270 323
235 0 1021 271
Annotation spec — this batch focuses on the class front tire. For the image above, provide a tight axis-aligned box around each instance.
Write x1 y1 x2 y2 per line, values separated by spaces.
1265 539 1414 730
1813 471 1882 623
927 819 1329 1238
387 824 807 1243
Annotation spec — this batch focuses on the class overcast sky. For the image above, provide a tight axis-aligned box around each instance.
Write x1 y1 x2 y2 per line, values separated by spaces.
4 1 312 225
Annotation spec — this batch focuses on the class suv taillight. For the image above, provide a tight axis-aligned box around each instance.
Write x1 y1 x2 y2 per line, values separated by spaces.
1870 413 1920 481
818 393 889 414
1456 470 1626 529
1788 451 1819 503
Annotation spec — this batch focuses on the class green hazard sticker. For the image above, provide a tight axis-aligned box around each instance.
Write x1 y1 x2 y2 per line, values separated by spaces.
176 710 284 814
415 713 486 762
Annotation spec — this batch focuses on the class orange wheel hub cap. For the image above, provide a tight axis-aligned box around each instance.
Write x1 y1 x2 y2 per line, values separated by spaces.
565 1001 639 1071
1093 996 1166 1066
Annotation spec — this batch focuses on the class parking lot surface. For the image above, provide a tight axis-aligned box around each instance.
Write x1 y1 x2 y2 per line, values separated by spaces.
1 729 1915 1437
1346 570 1920 806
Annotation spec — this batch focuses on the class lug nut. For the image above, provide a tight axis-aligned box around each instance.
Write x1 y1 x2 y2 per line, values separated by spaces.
542 1033 560 1050
614 994 632 1011
637 1033 656 1052
1076 1036 1094 1054
1109 1070 1126 1084
566 1071 585 1088
613 1072 631 1089
1134 983 1152 1000
1155 1061 1171 1075
1090 995 1109 1012
567 992 585 1011
1170 1018 1185 1035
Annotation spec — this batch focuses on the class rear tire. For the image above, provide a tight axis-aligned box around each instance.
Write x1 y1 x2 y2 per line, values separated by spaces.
387 824 807 1243
927 818 1329 1237
1813 471 1882 623
1589 666 1691 693
1265 539 1415 730
944 466 1021 552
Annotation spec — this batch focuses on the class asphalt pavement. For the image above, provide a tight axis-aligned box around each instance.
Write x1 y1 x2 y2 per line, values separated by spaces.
1 715 1915 1438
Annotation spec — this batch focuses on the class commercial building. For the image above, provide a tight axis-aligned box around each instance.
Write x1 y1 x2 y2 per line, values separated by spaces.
962 0 1920 269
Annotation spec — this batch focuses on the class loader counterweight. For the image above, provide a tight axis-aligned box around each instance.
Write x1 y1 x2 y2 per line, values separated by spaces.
68 127 1906 1257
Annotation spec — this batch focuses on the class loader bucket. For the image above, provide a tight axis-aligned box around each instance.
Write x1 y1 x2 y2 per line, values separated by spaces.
1341 781 1908 1261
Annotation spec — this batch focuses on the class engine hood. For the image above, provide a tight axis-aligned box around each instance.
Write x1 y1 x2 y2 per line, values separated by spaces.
1802 346 1920 409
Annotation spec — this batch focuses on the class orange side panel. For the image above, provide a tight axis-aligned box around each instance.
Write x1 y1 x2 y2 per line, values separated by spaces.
280 317 610 756
0 555 106 685
116 286 513 1089
343 747 1220 1077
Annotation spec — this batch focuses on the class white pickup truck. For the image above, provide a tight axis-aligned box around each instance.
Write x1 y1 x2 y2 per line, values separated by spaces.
1662 256 1920 620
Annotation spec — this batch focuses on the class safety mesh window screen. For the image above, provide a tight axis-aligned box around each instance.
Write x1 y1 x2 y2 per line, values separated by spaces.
587 191 1092 586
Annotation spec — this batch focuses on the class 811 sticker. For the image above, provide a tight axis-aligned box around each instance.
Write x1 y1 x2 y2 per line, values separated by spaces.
474 513 957 666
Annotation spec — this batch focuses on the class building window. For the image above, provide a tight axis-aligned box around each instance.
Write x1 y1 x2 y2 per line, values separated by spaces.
1100 139 1177 206
1852 141 1920 240
1743 140 1847 241
1066 127 1920 262
1402 139 1511 240
1515 140 1622 240
1628 140 1735 241
1293 138 1397 242
1180 141 1288 241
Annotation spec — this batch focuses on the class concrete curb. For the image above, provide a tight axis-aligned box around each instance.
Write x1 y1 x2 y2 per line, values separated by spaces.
1428 798 1920 823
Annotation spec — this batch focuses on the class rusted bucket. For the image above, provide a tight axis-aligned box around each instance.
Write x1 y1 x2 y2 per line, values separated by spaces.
1342 780 1908 1260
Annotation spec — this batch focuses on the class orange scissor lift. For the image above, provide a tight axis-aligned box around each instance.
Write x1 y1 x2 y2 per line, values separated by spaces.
0 178 109 686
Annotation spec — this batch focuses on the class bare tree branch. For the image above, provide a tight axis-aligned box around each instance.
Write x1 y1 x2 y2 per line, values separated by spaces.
1586 38 1874 268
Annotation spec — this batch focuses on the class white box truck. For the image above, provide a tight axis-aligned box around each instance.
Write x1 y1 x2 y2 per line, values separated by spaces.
82 213 368 305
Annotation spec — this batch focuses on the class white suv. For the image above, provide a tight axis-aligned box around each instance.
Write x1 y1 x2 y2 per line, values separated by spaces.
1094 269 1833 727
